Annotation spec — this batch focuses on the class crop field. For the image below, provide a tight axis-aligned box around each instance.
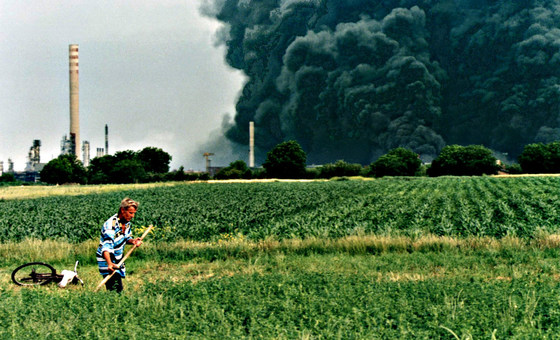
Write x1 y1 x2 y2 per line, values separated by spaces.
1 176 560 242
2 177 560 338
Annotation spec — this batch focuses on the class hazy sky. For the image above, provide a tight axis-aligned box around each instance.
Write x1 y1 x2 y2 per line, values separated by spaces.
0 0 246 171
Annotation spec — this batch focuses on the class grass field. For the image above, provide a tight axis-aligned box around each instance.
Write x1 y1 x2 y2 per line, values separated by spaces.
3 237 560 338
2 178 560 338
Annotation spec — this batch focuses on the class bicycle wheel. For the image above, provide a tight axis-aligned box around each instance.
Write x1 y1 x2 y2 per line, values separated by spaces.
11 262 57 286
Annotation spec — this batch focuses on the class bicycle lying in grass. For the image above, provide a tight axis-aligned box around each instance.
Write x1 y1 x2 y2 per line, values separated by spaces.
11 261 84 287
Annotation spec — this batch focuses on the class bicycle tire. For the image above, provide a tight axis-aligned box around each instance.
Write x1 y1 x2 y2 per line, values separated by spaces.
11 262 57 286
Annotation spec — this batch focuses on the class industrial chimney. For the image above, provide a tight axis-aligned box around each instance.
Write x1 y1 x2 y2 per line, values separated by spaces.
105 124 109 155
69 44 80 158
249 121 254 168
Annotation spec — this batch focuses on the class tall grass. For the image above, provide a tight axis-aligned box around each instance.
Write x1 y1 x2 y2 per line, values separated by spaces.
3 233 560 266
0 181 186 200
2 241 560 339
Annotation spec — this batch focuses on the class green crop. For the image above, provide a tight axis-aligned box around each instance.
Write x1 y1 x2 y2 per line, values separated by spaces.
1 175 560 338
0 177 559 243
2 249 560 338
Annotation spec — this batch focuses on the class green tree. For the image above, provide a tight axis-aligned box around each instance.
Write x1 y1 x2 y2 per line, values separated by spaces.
505 163 523 174
319 160 363 178
137 147 172 173
87 155 116 184
518 143 547 174
87 152 146 184
166 166 197 181
111 159 146 183
371 148 422 177
0 172 15 183
87 147 174 183
428 145 499 177
546 142 560 172
263 140 307 179
215 160 252 180
113 150 138 162
518 142 560 174
41 154 86 184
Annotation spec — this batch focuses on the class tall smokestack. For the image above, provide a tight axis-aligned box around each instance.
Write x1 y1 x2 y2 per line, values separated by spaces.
249 121 254 168
105 124 109 155
69 44 80 158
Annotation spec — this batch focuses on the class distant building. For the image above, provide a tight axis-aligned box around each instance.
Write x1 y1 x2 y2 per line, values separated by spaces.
96 148 105 158
25 140 42 171
13 171 42 183
82 141 90 167
18 140 46 182
0 140 48 183
207 166 224 177
61 134 73 156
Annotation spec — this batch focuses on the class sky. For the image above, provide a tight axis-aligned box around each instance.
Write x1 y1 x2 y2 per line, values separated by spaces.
0 0 246 172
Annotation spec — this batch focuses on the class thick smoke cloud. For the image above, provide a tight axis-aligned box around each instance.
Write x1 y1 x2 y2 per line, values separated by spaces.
202 0 560 165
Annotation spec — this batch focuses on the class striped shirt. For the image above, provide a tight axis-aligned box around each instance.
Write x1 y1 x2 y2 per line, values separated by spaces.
96 214 133 277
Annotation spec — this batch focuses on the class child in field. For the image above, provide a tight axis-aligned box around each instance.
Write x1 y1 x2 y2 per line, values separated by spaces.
96 198 142 292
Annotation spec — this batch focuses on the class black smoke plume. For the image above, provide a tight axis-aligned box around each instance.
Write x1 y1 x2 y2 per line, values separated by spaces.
201 0 560 164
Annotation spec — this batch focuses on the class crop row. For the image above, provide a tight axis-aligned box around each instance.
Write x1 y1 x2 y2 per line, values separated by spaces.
0 177 559 242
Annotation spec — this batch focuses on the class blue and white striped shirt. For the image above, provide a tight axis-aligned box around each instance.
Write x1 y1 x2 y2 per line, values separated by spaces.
96 214 133 277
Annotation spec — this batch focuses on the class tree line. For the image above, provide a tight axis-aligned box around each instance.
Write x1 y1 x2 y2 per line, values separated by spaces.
213 140 560 180
36 140 560 185
39 147 201 185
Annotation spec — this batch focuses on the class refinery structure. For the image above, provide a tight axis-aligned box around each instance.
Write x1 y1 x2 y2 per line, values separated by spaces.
1 44 109 182
0 44 256 181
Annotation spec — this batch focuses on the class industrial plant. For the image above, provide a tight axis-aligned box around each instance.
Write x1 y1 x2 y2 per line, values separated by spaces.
1 44 109 182
0 43 252 182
